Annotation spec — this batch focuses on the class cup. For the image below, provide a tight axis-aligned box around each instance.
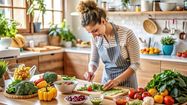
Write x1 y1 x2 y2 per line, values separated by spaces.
29 40 34 48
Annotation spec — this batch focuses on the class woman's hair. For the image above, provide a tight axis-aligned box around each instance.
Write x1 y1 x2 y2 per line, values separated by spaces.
77 0 107 27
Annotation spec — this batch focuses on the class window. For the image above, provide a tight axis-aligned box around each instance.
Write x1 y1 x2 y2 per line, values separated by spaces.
34 0 64 30
0 0 64 33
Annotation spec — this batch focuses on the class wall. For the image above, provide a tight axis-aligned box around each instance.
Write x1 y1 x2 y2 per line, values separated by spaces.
66 0 187 55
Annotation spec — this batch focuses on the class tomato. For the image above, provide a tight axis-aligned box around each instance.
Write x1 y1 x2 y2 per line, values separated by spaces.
148 88 158 96
142 92 151 99
137 87 145 94
87 86 92 91
164 96 174 105
34 78 44 86
160 89 169 96
128 89 136 99
134 93 142 100
154 94 163 104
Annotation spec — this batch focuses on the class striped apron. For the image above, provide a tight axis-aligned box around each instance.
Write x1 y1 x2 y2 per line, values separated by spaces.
96 23 138 89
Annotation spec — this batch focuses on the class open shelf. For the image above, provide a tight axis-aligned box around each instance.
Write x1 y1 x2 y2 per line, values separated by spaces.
107 11 187 15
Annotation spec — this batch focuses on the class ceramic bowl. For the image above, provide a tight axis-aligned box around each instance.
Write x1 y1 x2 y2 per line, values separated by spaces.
159 2 176 11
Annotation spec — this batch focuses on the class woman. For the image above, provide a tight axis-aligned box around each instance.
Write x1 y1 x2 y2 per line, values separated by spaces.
77 0 140 90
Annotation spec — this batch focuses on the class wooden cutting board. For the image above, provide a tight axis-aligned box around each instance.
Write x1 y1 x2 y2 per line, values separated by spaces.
73 80 129 100
25 46 62 52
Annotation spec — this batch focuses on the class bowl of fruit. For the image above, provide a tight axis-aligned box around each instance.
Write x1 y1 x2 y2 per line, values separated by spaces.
64 94 88 104
6 63 36 81
54 80 78 93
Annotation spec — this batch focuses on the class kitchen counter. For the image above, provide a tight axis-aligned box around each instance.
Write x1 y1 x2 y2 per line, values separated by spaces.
140 54 187 63
19 47 91 58
0 91 115 105
18 47 187 63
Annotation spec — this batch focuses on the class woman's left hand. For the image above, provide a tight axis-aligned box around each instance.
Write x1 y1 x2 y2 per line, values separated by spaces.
103 79 120 91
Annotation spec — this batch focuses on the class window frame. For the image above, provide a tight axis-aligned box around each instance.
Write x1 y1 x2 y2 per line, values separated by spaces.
0 0 65 34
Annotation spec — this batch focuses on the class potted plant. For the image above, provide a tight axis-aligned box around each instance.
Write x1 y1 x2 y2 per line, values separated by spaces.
121 0 130 11
27 0 46 32
60 19 76 48
161 36 176 55
0 60 8 89
48 24 61 46
0 14 18 49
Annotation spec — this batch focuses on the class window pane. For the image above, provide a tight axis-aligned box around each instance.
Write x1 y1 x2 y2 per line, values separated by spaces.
0 0 11 6
44 0 52 10
33 10 42 23
14 9 26 28
13 0 26 7
44 11 52 28
54 12 62 24
0 8 12 19
53 0 62 10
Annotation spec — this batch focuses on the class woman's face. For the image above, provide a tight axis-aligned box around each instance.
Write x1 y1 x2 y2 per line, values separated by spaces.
85 20 106 37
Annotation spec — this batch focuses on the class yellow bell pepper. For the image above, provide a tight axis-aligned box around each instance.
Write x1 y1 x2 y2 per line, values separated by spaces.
36 80 47 89
38 86 57 101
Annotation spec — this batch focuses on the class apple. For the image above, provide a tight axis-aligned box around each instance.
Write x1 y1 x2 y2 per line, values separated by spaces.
128 89 136 99
134 93 142 100
177 52 182 57
142 92 151 99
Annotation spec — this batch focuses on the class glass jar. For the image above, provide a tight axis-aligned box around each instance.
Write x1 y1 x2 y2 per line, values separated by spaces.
135 5 141 12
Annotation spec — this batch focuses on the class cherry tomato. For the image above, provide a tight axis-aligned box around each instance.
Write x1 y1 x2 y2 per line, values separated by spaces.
87 86 92 91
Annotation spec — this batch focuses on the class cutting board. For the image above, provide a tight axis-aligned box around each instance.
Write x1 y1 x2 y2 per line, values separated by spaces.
73 80 129 100
25 46 62 52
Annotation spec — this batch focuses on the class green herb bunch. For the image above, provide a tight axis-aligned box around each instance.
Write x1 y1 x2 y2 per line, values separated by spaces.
0 14 18 38
161 36 176 45
0 60 8 79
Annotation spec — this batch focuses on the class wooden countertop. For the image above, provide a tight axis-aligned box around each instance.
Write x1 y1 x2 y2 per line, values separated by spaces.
0 92 115 105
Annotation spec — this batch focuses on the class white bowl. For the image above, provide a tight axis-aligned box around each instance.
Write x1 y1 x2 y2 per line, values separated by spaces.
54 80 77 94
159 2 176 11
64 94 87 105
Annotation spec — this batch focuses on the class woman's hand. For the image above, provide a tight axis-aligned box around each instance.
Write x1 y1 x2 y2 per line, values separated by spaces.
103 79 120 91
84 71 95 81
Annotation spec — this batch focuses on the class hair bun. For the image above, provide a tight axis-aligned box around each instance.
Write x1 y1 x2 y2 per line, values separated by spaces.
77 0 98 14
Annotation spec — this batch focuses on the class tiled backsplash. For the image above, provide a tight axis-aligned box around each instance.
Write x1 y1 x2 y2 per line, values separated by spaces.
70 13 187 55
24 34 48 47
108 14 187 54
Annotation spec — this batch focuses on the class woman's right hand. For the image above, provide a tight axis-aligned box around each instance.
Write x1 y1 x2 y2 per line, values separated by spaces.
84 71 94 81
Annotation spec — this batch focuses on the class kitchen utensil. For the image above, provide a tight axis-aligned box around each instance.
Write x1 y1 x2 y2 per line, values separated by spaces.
148 37 151 48
143 19 158 34
162 20 170 33
170 19 176 35
179 21 186 40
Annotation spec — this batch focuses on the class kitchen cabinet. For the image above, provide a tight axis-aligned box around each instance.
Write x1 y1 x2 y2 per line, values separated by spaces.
39 53 63 74
161 61 187 76
63 52 89 79
136 59 161 87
